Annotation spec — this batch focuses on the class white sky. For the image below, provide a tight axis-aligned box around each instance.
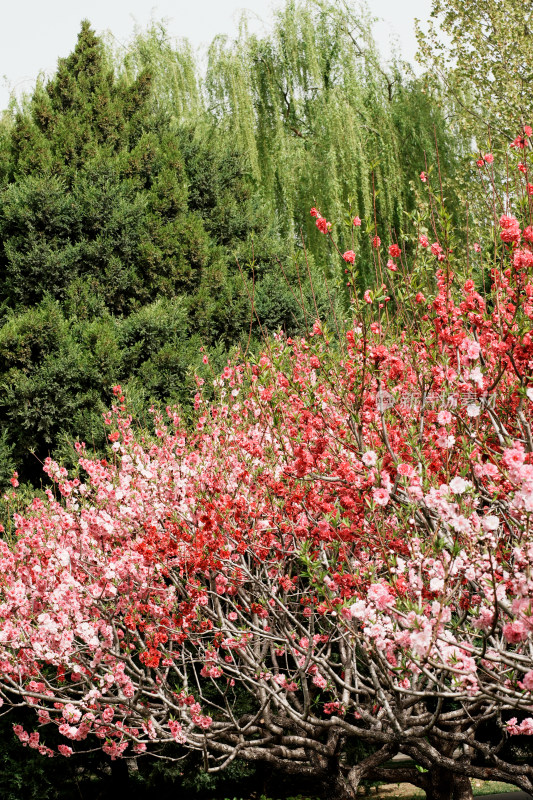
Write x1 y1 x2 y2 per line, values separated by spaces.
0 0 432 111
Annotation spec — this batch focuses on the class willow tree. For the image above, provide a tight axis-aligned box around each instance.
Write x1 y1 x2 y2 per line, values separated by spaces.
119 1 460 291
203 0 460 286
117 21 203 125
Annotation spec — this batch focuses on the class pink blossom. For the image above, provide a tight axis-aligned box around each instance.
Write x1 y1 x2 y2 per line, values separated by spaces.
367 583 393 610
410 625 432 657
503 447 525 470
466 340 481 360
513 249 533 269
397 463 413 477
169 720 187 743
195 715 213 730
362 450 377 466
508 717 533 735
373 487 389 506
503 621 528 643
523 670 533 691
62 704 81 724
342 250 356 264
523 225 533 243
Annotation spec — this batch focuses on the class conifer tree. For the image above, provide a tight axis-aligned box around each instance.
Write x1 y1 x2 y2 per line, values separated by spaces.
0 20 321 487
0 20 221 314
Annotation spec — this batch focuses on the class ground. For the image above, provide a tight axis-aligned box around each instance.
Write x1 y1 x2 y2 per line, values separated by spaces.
358 781 518 798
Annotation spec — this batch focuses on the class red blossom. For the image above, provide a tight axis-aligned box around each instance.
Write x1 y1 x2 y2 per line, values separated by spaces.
388 244 401 258
342 250 356 264
499 214 521 244
316 217 330 234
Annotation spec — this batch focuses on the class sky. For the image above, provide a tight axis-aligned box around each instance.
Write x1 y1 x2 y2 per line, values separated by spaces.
0 0 433 111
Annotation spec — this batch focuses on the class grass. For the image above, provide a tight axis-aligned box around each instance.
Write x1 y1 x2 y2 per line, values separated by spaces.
228 781 522 800
359 780 519 798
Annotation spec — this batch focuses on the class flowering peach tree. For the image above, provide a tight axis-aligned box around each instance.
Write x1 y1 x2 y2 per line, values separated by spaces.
1 132 533 800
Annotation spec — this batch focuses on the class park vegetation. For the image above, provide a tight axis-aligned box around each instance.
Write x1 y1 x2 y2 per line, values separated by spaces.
0 1 531 799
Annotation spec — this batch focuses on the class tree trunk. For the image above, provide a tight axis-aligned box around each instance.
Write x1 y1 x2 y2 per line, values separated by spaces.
322 769 359 800
425 766 473 800
452 774 474 800
326 744 399 800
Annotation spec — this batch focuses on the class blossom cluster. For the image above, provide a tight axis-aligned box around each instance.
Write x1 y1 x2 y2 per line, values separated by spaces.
0 131 531 793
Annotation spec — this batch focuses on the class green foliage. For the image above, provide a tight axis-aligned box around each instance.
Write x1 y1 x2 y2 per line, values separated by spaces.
0 431 15 490
117 2 463 290
136 754 258 799
0 20 324 489
201 0 462 284
416 0 533 143
0 22 291 323
0 299 110 482
0 22 207 314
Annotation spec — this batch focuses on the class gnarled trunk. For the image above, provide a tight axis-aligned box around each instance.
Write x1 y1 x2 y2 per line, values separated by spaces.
325 744 399 800
425 766 473 800
367 761 474 800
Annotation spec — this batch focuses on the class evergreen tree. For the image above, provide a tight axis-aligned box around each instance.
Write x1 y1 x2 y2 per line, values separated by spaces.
0 21 219 315
0 20 324 488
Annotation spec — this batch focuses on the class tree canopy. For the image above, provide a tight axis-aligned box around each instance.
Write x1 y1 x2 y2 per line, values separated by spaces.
416 0 533 144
